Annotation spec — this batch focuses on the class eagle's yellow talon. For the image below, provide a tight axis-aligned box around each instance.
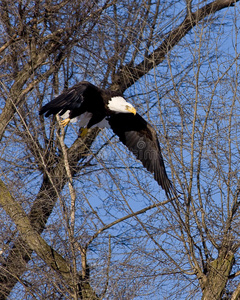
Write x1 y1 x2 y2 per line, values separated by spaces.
60 118 70 127
80 127 88 138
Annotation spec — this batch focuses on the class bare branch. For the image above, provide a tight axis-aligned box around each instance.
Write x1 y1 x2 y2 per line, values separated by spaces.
115 0 240 91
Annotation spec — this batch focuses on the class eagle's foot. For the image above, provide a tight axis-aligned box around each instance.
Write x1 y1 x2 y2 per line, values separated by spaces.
60 118 70 127
80 127 88 138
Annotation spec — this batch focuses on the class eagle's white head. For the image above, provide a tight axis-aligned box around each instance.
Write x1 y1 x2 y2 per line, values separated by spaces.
108 96 136 115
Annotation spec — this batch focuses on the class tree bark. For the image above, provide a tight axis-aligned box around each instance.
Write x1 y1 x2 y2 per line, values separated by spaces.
200 248 235 300
114 0 239 92
0 130 98 299
0 179 98 299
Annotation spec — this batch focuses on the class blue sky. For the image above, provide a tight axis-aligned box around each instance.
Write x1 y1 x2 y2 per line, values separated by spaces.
2 1 240 299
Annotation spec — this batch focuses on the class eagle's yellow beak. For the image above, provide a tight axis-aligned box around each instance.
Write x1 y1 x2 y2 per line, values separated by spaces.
126 106 137 115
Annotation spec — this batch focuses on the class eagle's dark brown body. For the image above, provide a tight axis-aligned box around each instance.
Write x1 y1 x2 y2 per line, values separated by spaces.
40 81 177 199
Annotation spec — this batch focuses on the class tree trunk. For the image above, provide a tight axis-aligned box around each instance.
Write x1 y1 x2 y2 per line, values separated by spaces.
201 250 235 300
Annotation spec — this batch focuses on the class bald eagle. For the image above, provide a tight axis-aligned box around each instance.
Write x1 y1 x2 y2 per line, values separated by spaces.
39 81 177 199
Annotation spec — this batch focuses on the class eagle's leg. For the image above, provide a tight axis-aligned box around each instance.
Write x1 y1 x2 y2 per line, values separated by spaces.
79 127 88 138
60 118 71 127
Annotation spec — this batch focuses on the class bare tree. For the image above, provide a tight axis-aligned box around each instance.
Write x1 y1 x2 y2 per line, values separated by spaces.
0 0 240 299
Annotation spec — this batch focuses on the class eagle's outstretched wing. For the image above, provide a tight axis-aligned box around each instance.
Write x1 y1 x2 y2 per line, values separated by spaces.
108 113 177 199
39 81 99 117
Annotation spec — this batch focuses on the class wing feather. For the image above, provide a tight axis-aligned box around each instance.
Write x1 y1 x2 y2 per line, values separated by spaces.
39 81 97 117
108 113 177 199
